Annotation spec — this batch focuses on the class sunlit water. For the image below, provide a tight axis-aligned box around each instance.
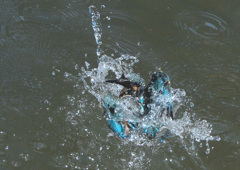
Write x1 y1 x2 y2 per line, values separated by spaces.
0 0 240 169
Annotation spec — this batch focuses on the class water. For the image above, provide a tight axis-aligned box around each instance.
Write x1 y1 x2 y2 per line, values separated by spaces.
0 0 240 169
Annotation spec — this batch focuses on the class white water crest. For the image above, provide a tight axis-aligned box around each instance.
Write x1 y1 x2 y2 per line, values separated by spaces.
77 5 221 155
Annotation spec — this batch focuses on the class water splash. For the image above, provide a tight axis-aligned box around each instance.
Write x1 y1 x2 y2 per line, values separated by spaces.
89 5 103 56
78 5 221 155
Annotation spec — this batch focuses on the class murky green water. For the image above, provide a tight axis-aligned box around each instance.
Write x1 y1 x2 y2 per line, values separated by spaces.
0 0 239 169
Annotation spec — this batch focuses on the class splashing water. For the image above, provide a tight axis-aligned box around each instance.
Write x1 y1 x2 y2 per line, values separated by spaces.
78 5 221 155
89 5 103 56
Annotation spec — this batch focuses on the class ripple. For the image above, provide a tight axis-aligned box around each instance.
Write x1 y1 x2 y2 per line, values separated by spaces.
101 36 152 63
101 9 143 27
9 1 90 36
33 142 48 152
91 8 154 63
175 11 232 45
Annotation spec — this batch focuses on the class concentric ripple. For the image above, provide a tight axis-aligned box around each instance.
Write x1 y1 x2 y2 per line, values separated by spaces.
175 11 232 45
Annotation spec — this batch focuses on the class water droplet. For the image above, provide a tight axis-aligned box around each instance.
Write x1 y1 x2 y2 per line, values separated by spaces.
89 156 94 161
48 117 53 123
205 148 210 154
19 16 25 21
128 161 133 166
11 160 21 167
89 5 102 46
0 159 7 165
180 156 185 161
0 131 7 141
85 62 90 69
19 153 31 161
44 100 50 104
90 78 95 84
215 136 221 141
190 102 194 107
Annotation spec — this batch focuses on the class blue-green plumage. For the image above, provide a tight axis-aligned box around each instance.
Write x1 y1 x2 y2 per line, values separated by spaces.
101 69 173 140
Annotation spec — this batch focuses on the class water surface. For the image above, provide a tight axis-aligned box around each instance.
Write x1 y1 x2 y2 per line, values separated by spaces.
0 0 240 169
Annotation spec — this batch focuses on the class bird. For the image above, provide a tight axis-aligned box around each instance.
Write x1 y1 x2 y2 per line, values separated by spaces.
101 68 173 140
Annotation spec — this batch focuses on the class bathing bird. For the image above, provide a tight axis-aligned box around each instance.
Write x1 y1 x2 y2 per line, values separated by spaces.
101 68 173 139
